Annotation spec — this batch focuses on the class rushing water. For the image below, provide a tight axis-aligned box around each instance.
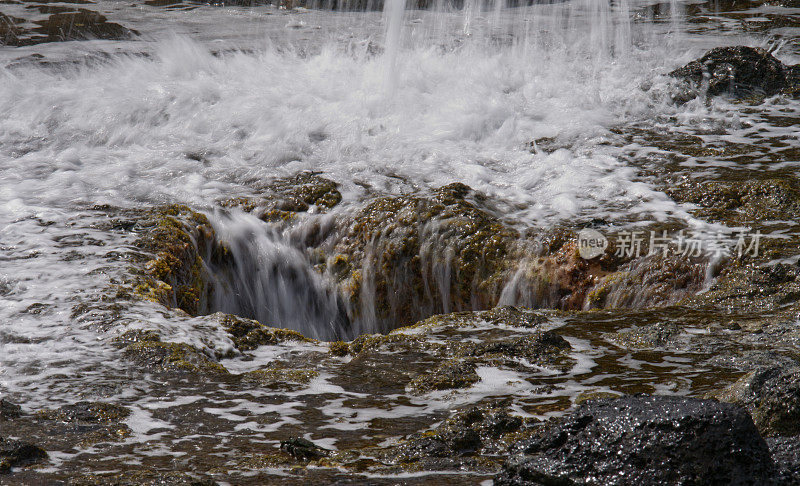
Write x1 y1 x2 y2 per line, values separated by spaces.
1 0 799 481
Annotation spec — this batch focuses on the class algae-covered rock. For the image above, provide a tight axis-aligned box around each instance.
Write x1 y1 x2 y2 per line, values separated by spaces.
332 183 519 330
407 359 481 394
716 366 800 437
221 172 342 223
123 340 228 375
497 395 777 485
134 205 229 316
666 178 800 224
670 46 789 99
218 313 315 351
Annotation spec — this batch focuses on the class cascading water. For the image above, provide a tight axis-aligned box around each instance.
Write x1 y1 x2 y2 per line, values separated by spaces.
206 211 351 340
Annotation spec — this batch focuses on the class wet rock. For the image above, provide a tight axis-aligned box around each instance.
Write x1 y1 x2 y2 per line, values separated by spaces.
32 10 136 43
666 178 800 224
328 340 349 357
670 46 789 99
42 401 130 425
123 340 228 375
496 395 777 485
767 436 800 484
716 366 800 437
222 172 342 223
607 321 682 349
332 183 519 330
681 262 800 313
407 359 481 394
218 313 314 351
0 438 47 474
133 205 230 316
385 402 529 469
0 13 25 46
240 366 319 390
465 331 573 372
0 399 22 421
280 437 330 461
68 470 219 485
36 401 132 446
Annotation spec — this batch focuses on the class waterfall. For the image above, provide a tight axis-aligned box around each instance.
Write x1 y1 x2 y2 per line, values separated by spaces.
206 211 351 341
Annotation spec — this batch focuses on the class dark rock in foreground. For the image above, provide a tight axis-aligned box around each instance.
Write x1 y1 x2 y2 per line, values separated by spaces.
716 366 800 437
767 436 800 485
670 46 792 100
496 395 777 485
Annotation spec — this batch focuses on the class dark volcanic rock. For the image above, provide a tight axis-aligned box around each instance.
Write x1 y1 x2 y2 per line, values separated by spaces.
280 437 330 461
496 395 777 485
767 436 800 485
716 366 800 437
0 399 22 421
387 402 526 464
670 46 788 99
0 438 47 474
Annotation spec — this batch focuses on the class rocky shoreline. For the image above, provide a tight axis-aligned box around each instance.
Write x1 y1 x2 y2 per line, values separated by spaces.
2 0 800 481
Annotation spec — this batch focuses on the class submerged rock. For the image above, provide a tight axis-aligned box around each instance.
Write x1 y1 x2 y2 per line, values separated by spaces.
496 395 777 485
716 366 800 437
670 46 790 99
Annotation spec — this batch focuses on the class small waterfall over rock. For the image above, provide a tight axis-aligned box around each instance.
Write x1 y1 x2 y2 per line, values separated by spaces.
206 211 351 341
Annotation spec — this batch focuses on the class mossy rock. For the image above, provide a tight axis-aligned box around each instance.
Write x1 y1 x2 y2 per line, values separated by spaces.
328 340 350 357
240 367 319 389
332 183 519 329
112 329 162 347
218 313 315 351
680 262 800 313
133 205 229 316
666 178 800 224
122 341 228 375
407 359 480 394
221 172 342 223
